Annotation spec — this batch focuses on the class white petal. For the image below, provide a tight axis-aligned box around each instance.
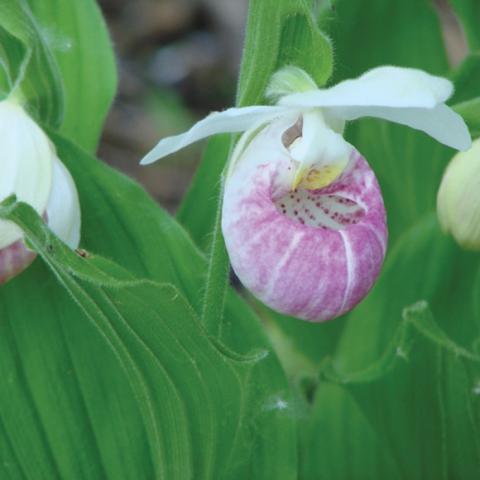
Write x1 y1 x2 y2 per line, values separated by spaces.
0 100 54 249
140 105 290 165
279 66 453 109
46 158 81 249
331 103 472 151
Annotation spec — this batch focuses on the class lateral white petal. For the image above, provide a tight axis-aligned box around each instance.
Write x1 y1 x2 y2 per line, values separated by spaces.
141 105 290 165
331 103 472 151
279 66 453 109
46 158 81 249
0 100 54 249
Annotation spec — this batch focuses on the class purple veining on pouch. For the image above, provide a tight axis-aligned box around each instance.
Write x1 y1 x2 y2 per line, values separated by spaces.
222 118 387 321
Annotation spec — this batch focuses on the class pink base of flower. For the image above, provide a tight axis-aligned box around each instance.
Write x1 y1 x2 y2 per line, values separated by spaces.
0 241 36 285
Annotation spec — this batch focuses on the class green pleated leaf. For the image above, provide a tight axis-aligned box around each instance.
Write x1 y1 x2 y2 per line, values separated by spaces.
294 212 480 477
0 196 264 480
333 215 480 374
299 383 401 479
0 132 297 478
295 302 480 479
0 265 153 480
58 133 297 478
317 302 480 479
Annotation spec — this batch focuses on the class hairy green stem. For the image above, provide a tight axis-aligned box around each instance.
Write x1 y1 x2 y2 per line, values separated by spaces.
201 175 230 337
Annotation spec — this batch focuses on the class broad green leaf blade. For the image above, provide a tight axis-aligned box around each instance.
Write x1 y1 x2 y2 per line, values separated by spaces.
0 131 297 478
473 268 480 332
27 0 117 151
0 262 153 480
299 383 401 479
440 353 480 478
0 0 64 126
219 291 298 479
0 197 272 479
334 216 480 374
343 335 444 480
60 133 298 479
321 303 480 479
296 217 480 478
0 0 116 150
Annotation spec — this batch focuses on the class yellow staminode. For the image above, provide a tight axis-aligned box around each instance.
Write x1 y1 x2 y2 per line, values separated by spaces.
287 109 351 192
292 163 345 191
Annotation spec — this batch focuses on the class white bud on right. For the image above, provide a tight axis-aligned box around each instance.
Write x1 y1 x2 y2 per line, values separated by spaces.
437 139 480 250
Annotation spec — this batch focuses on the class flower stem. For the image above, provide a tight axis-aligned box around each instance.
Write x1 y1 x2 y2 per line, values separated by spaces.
201 175 230 337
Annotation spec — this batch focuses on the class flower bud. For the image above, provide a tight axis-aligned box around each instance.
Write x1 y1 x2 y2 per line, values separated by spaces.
437 139 480 250
0 98 81 284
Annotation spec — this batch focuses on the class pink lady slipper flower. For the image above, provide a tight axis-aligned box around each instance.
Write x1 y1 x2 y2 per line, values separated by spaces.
141 66 471 321
0 98 81 284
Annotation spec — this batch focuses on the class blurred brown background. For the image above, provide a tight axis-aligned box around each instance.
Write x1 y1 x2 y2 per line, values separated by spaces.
97 0 248 212
97 0 466 213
